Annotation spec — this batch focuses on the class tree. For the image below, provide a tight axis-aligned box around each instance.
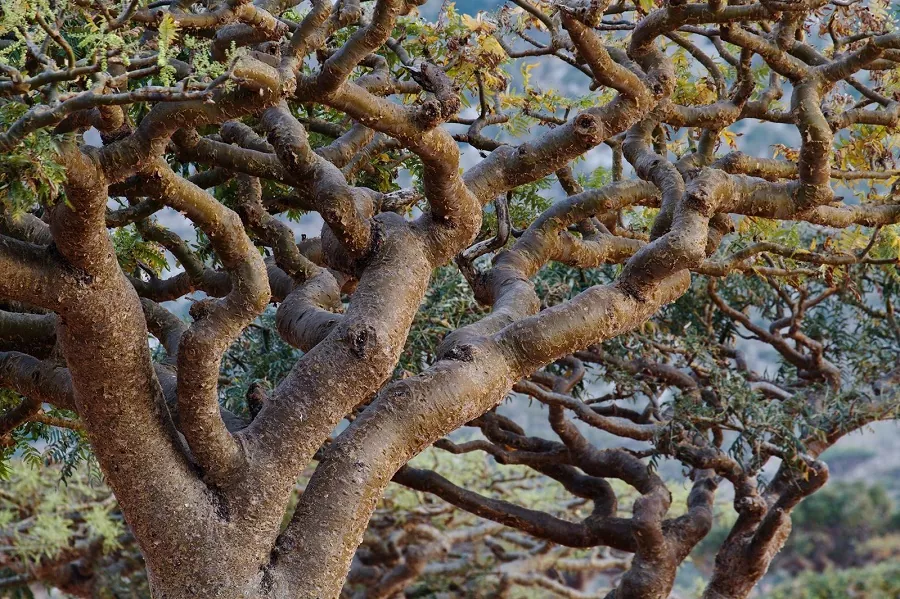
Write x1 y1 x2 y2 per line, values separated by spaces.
1 0 899 597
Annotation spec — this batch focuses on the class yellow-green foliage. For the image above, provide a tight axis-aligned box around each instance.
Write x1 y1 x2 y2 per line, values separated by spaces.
0 461 122 564
0 103 67 216
111 225 169 277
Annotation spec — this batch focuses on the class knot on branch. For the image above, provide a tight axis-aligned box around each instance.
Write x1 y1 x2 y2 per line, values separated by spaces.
573 112 605 145
189 298 218 321
684 190 714 218
345 322 378 359
652 74 674 98
414 99 443 130
735 495 767 520
443 343 476 362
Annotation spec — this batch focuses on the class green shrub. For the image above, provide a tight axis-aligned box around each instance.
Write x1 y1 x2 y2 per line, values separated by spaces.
768 563 900 599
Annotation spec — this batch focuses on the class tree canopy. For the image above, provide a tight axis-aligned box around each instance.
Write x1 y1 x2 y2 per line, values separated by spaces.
1 0 900 598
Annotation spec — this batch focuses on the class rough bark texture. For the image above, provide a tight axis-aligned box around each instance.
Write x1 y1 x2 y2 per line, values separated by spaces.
1 1 899 598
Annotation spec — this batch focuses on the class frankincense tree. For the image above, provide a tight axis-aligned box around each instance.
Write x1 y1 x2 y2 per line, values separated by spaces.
1 0 900 597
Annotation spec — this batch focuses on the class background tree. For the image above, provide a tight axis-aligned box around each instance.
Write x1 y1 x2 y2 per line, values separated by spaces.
1 0 900 598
